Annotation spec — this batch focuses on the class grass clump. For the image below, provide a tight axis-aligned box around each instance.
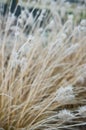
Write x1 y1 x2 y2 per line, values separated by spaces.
0 0 86 130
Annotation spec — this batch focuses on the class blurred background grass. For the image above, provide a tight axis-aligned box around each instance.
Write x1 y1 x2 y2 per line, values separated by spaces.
0 0 86 24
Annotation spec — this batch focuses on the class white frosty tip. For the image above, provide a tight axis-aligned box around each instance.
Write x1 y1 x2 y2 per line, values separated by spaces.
55 85 75 104
78 105 86 117
57 109 75 121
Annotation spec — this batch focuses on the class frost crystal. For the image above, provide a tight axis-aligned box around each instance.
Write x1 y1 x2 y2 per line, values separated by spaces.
55 85 75 104
78 106 86 117
57 109 75 121
78 19 86 33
